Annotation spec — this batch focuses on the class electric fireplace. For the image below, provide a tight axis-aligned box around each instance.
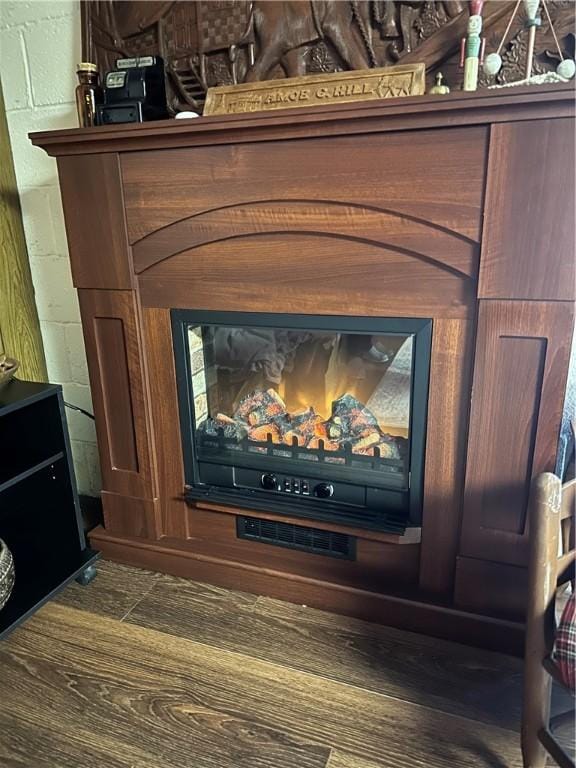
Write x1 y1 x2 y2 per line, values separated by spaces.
34 85 574 651
173 311 432 533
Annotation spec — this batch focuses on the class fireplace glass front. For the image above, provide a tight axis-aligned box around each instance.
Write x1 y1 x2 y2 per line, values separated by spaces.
172 311 431 533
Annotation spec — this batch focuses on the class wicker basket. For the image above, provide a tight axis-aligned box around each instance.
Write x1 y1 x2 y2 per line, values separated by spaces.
0 539 15 611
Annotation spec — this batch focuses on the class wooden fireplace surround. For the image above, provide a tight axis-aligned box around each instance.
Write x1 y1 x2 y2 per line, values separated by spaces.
32 84 575 653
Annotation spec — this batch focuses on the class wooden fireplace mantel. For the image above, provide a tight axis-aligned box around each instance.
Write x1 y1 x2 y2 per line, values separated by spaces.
32 81 575 156
31 83 575 653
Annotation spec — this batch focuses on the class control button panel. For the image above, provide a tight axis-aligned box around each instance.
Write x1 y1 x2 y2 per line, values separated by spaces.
260 473 311 495
234 466 365 508
261 473 277 490
314 482 334 499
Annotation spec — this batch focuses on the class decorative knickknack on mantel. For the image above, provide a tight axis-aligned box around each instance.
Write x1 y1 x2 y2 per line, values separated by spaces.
483 0 576 87
81 1 576 110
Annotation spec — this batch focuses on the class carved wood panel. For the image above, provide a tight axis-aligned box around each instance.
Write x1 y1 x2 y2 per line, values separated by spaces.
137 233 476 318
131 201 479 278
81 1 575 112
459 299 574 568
78 289 158 505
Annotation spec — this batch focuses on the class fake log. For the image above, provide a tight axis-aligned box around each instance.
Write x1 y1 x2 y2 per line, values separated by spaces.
199 388 403 460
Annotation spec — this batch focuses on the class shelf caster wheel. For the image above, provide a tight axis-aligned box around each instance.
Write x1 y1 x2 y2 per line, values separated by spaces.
76 564 97 586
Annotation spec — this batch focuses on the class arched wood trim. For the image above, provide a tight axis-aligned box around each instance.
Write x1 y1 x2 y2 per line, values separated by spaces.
132 199 478 279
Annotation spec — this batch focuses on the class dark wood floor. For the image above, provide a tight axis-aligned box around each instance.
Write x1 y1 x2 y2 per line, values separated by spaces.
0 560 538 767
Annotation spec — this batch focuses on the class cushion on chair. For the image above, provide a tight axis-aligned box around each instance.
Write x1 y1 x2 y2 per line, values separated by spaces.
553 591 576 694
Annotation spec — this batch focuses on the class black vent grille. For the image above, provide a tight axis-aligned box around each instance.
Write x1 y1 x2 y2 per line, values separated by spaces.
237 516 355 560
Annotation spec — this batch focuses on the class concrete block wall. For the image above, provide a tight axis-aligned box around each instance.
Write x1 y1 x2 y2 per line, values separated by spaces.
0 1 101 495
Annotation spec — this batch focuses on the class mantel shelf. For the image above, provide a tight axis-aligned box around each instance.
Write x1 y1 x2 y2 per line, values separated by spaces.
30 81 575 156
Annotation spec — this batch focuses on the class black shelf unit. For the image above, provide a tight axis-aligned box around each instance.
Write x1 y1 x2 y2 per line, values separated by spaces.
0 379 99 640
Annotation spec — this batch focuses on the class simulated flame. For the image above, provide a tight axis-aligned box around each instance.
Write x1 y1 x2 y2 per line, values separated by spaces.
200 388 404 460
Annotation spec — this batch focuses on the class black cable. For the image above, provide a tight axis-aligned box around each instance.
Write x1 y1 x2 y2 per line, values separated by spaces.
64 401 95 420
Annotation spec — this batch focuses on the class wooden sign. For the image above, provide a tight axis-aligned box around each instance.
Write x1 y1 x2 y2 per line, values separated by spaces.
203 64 425 116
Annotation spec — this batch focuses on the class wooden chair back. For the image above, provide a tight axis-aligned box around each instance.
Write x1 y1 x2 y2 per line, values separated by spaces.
522 473 575 768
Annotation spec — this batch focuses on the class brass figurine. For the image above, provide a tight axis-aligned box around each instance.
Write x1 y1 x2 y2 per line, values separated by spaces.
429 72 450 95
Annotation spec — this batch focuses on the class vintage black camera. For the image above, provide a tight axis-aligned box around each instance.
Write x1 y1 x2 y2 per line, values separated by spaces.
97 56 168 125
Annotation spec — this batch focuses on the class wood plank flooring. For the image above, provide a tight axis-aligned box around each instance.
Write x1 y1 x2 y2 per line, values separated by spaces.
0 560 528 767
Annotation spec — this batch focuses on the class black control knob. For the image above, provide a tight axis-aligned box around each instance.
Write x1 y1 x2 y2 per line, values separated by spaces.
261 473 277 491
314 482 334 499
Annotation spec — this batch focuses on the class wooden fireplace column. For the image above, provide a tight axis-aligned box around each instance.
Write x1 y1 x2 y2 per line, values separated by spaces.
31 84 575 653
456 117 576 620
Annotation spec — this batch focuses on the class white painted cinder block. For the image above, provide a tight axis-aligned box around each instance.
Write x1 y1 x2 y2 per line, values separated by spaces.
40 321 72 382
62 383 97 443
48 181 70 254
25 13 80 107
30 254 80 323
6 105 76 187
0 1 74 29
64 323 90 386
0 28 30 110
69 439 90 496
18 185 63 256
70 440 103 498
84 441 103 496
1 1 102 495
